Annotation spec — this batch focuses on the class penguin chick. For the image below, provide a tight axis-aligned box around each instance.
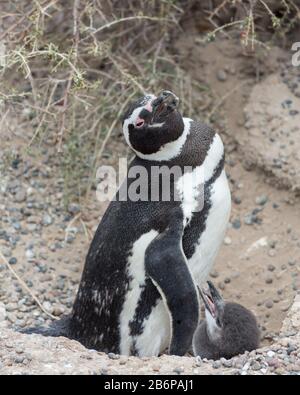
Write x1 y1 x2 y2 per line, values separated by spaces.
193 281 260 360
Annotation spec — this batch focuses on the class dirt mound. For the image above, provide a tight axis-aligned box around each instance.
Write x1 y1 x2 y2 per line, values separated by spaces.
0 295 299 375
239 73 300 193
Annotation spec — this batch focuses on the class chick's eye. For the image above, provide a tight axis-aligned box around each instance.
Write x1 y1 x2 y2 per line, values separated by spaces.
216 318 221 327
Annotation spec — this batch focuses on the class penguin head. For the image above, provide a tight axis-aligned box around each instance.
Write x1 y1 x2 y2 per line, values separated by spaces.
198 281 225 341
194 281 260 360
122 90 184 158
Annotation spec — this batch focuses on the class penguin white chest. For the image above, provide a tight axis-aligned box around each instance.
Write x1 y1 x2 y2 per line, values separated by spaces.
188 169 231 284
119 230 158 355
177 132 231 284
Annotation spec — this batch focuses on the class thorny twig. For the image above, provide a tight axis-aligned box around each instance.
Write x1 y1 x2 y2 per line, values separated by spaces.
57 0 81 152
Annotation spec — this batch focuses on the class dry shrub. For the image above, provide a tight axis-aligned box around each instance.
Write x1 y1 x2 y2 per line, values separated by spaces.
0 1 189 202
0 0 299 203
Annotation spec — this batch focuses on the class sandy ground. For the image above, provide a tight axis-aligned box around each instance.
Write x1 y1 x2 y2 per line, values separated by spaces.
0 295 299 375
0 35 300 374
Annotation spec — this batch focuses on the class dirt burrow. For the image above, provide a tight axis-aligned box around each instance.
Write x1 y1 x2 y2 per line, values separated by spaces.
0 295 299 375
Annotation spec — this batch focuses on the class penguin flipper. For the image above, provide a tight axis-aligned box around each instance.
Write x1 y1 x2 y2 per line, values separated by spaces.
145 221 199 356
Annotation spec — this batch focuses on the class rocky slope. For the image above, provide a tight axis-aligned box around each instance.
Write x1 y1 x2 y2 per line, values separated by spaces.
240 72 300 193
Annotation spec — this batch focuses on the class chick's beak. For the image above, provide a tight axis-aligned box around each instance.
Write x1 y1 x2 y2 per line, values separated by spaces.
198 281 224 318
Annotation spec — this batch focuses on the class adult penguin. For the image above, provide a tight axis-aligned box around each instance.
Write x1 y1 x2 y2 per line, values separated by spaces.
68 90 231 357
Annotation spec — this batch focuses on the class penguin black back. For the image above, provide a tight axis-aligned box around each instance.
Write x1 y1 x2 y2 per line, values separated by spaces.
193 281 260 360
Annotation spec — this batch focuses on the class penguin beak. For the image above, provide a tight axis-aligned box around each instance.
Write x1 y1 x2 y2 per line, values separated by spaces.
151 90 179 121
198 281 224 319
160 90 179 108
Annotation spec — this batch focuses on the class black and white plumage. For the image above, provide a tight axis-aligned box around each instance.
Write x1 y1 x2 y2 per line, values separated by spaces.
67 90 231 356
193 281 260 360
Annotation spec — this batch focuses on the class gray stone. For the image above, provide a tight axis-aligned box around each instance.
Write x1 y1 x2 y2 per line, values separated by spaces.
173 366 184 374
251 361 261 370
216 69 227 82
265 300 274 309
107 352 120 360
255 195 268 205
42 214 53 226
8 257 17 265
68 203 81 214
14 189 27 203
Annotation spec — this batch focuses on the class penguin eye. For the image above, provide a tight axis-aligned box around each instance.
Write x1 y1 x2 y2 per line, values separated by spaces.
216 317 221 327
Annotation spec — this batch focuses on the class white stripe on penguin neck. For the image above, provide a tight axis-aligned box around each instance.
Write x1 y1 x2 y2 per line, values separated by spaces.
133 117 192 162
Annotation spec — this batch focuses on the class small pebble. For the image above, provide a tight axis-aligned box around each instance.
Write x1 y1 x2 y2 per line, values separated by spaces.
255 195 268 205
173 367 184 374
224 237 232 245
265 276 273 284
42 214 53 226
232 219 241 229
8 257 17 265
265 300 274 309
267 351 275 358
251 361 261 370
14 189 27 203
107 352 120 360
212 360 221 369
216 69 227 82
210 270 219 279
